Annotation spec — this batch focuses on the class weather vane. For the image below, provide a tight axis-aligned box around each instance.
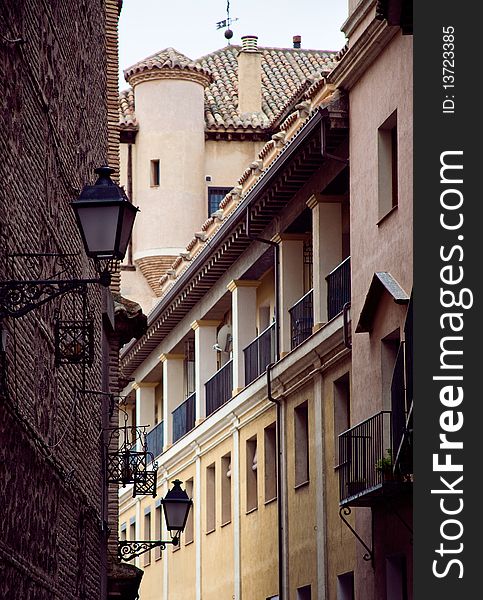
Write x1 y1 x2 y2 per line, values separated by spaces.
216 0 239 42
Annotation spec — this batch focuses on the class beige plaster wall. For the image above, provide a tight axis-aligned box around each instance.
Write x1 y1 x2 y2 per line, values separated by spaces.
239 406 279 600
200 436 234 599
204 139 264 189
132 78 207 256
285 384 318 596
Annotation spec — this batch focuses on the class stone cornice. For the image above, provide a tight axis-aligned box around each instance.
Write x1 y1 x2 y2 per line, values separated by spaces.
190 319 221 330
328 18 399 90
132 381 158 390
341 0 377 37
159 353 185 363
128 68 211 89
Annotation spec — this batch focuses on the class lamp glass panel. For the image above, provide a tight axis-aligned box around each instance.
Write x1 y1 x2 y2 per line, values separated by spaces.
163 501 190 531
76 205 120 257
118 204 137 259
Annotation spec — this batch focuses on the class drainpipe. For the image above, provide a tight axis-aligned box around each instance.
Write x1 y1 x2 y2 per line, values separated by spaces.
267 362 285 600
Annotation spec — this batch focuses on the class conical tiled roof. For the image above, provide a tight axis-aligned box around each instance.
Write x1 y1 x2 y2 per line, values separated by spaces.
124 47 212 86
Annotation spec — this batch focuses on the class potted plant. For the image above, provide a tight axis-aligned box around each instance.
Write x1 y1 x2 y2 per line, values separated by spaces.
375 449 393 481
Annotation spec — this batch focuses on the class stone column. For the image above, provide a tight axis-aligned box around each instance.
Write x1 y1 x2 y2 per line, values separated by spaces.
273 234 305 356
160 353 184 448
191 320 220 423
133 382 157 444
227 280 260 393
307 195 342 329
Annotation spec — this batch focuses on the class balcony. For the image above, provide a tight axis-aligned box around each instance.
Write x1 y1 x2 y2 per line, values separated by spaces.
289 289 313 350
326 256 351 320
206 359 233 417
172 392 196 443
145 420 164 459
338 411 412 506
244 322 276 386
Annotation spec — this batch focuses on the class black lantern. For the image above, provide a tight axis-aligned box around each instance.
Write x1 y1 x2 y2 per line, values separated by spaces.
71 166 139 261
162 479 193 535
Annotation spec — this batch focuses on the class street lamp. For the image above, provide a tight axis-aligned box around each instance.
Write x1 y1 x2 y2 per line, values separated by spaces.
72 166 138 263
0 166 138 319
118 479 193 562
162 479 193 536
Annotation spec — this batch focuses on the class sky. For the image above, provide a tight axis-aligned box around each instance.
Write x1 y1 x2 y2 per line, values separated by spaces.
118 0 348 88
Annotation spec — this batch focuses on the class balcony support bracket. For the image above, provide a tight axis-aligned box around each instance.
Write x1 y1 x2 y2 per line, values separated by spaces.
339 506 374 568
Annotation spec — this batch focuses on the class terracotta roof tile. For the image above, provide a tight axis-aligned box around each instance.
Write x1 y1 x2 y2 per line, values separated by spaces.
119 45 337 132
119 88 137 129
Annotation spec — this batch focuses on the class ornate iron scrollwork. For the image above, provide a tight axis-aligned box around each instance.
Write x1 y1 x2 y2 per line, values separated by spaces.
118 538 178 562
104 418 158 498
339 506 374 567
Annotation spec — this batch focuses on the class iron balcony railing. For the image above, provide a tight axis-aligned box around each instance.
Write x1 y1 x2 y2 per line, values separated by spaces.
145 420 164 459
326 256 351 321
206 359 233 417
338 411 393 505
172 392 196 443
289 289 313 350
243 322 276 386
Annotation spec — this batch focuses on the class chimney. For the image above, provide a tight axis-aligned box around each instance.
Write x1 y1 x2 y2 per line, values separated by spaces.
238 35 262 114
293 35 301 49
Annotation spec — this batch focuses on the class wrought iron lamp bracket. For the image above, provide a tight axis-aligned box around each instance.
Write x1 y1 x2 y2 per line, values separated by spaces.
0 274 110 320
118 536 179 562
339 506 374 568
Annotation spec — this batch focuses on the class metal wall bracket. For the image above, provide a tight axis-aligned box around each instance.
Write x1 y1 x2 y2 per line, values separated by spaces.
339 506 374 568
118 537 178 562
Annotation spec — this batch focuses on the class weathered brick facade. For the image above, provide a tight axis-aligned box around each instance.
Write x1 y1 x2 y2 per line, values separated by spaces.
0 1 141 597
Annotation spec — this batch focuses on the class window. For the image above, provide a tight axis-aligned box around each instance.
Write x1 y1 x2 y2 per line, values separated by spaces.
297 585 311 600
206 463 216 533
221 454 232 525
143 509 151 566
378 110 398 219
120 522 127 541
184 478 194 544
337 572 354 600
334 373 350 465
381 330 400 411
246 436 258 512
264 423 277 503
184 338 195 398
150 159 160 186
294 401 309 487
154 503 162 560
386 555 408 600
208 187 232 216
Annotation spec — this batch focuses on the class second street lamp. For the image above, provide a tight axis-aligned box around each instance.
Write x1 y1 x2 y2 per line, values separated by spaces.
117 479 193 562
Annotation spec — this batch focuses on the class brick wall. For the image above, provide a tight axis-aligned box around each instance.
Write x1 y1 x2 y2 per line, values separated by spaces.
0 1 124 597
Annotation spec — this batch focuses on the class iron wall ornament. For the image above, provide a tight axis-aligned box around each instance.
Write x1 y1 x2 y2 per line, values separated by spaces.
104 420 159 497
